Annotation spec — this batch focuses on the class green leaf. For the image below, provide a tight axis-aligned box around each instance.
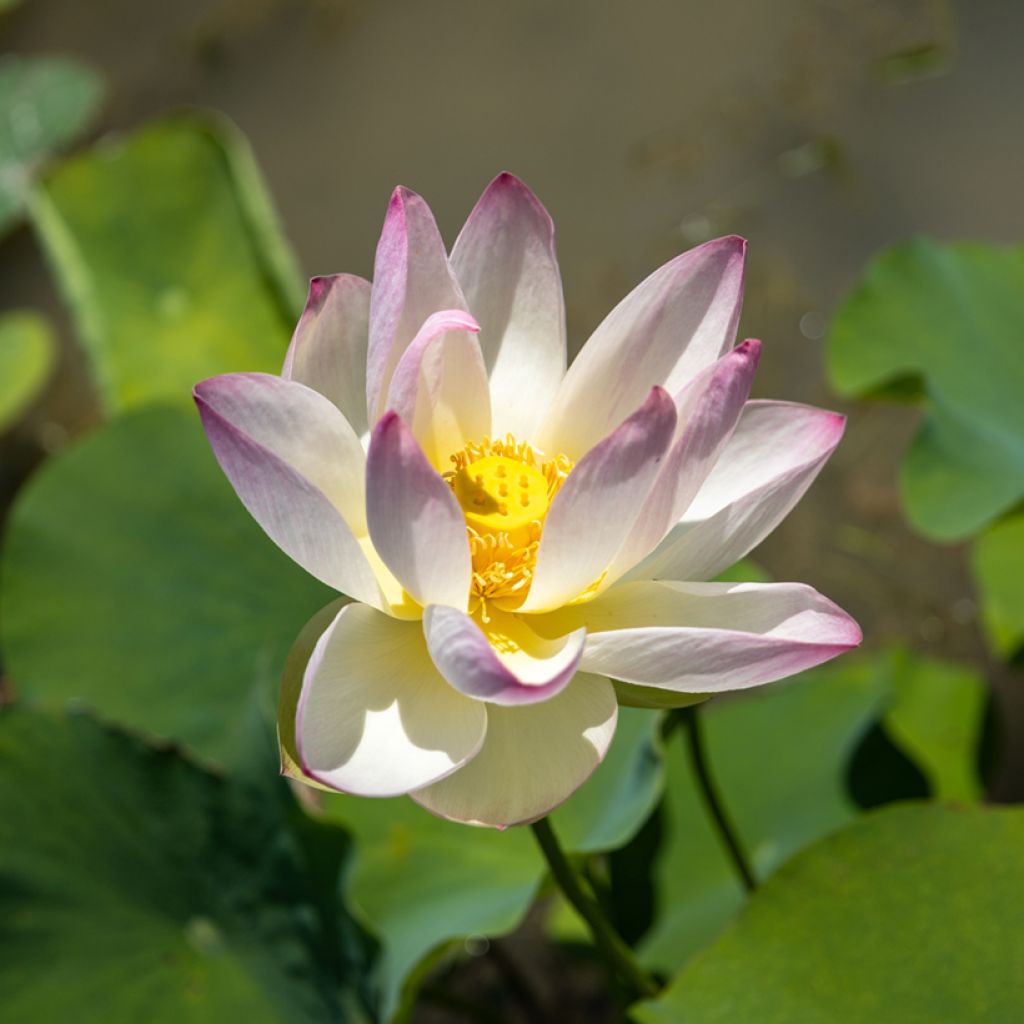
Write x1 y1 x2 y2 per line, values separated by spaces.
0 405 333 770
878 647 985 802
633 803 1024 1024
0 705 365 1022
826 239 1024 540
551 706 665 853
29 112 305 413
639 647 986 974
0 55 103 236
971 513 1024 659
638 660 886 973
0 310 56 431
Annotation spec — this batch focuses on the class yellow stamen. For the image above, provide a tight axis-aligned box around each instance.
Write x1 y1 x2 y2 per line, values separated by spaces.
444 434 573 618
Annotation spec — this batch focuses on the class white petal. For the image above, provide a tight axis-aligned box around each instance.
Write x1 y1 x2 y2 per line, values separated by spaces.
538 236 745 459
386 310 492 467
450 173 566 440
365 187 466 424
628 401 846 582
282 274 371 437
194 374 384 607
422 606 585 705
296 603 487 796
603 341 760 587
536 580 862 697
196 372 366 531
519 387 677 613
365 411 471 610
412 672 617 827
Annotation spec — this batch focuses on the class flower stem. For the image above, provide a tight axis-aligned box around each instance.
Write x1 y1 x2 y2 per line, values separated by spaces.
668 704 757 893
530 816 660 1000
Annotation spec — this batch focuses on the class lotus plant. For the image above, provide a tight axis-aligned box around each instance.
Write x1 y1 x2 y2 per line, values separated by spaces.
194 173 860 830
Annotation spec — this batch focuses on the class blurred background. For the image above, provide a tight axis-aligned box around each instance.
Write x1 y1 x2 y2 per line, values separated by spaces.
1 2 1023 1021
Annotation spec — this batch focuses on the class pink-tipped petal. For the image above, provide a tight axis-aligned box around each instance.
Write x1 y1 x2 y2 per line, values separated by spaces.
296 603 487 797
282 274 372 436
538 236 746 459
365 187 466 423
536 580 862 698
194 374 384 607
603 340 761 585
412 671 617 827
422 606 585 706
628 401 846 583
519 387 677 613
386 309 491 466
196 372 367 531
450 172 567 439
366 411 471 610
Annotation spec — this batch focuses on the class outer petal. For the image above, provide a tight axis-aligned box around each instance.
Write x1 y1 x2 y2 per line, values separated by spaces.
536 580 861 697
282 274 372 437
365 187 466 424
296 603 487 797
386 309 492 467
366 411 471 610
422 606 585 706
538 236 746 459
519 387 677 613
603 340 760 586
412 671 617 827
628 401 846 583
450 172 566 440
194 374 385 607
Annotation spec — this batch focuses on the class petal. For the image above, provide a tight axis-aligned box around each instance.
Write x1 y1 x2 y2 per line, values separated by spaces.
602 340 760 585
538 236 746 460
450 172 566 440
366 411 471 610
296 603 487 796
386 309 492 467
422 606 585 706
412 671 617 827
196 372 366 531
519 387 677 613
365 187 466 424
282 274 371 437
537 580 861 698
628 401 846 582
194 374 385 608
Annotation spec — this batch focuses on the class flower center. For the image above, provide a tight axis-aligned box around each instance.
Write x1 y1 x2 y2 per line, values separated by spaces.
444 435 573 618
453 455 550 535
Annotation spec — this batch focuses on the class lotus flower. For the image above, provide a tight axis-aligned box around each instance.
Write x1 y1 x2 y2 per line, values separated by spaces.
194 174 860 827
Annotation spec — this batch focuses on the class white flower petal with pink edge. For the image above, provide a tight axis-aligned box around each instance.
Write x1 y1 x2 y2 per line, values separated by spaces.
296 603 487 797
534 580 862 702
386 309 492 467
538 235 745 460
366 411 471 611
282 274 371 437
412 671 617 827
519 386 677 613
194 373 385 608
450 172 566 440
423 605 586 706
603 340 761 588
628 401 847 583
366 187 466 424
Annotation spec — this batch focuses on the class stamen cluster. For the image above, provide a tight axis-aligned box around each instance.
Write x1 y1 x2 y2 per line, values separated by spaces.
443 434 573 617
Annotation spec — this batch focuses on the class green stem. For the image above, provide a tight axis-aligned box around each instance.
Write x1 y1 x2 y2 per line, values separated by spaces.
669 705 757 893
530 816 660 1000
